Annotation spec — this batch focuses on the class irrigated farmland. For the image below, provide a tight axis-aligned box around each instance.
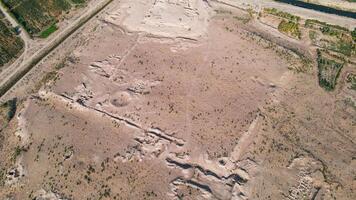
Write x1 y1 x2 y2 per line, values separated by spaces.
1 0 87 36
0 10 24 68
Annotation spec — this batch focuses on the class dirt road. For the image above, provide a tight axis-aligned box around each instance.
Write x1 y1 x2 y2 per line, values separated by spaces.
0 2 31 43
0 0 113 99
0 2 31 72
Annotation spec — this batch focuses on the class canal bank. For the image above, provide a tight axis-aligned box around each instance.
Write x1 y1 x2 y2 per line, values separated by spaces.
275 0 356 19
213 0 356 29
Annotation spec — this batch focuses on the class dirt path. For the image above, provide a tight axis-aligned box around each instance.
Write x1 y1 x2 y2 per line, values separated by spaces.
0 2 31 42
0 2 31 72
0 0 114 101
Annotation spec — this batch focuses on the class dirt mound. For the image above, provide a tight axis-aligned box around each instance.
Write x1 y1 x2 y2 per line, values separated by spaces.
105 0 212 39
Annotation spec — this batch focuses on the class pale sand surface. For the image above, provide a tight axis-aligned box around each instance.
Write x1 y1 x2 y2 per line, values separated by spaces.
0 1 355 200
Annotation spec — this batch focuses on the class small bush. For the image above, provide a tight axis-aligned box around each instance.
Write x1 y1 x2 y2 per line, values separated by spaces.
352 28 356 42
2 98 17 121
0 168 4 186
264 8 300 22
346 73 356 90
12 146 24 161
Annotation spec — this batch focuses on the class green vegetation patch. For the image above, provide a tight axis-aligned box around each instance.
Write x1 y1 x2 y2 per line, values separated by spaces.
305 19 349 32
317 51 344 91
352 28 356 42
309 30 317 40
327 40 354 56
344 97 356 110
0 11 24 67
306 20 343 38
233 15 251 24
305 20 355 56
70 0 87 4
346 73 356 90
0 98 17 129
1 0 71 35
320 25 343 37
40 23 58 38
12 145 25 161
1 98 17 121
264 8 300 22
33 71 59 91
278 20 301 39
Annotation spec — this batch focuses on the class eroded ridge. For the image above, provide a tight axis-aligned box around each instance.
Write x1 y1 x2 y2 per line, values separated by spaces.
166 156 250 200
34 86 259 200
163 116 262 200
39 90 186 149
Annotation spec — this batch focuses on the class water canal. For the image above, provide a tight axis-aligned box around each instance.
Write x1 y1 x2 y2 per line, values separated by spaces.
275 0 356 19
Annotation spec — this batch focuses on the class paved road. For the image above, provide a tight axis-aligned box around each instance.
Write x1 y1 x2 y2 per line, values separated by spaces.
0 0 114 99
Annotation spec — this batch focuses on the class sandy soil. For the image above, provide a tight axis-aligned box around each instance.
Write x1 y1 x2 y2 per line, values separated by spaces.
105 0 211 39
0 0 355 200
0 0 106 95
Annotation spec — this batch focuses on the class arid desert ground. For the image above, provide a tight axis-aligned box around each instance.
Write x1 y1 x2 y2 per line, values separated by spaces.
0 0 355 200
